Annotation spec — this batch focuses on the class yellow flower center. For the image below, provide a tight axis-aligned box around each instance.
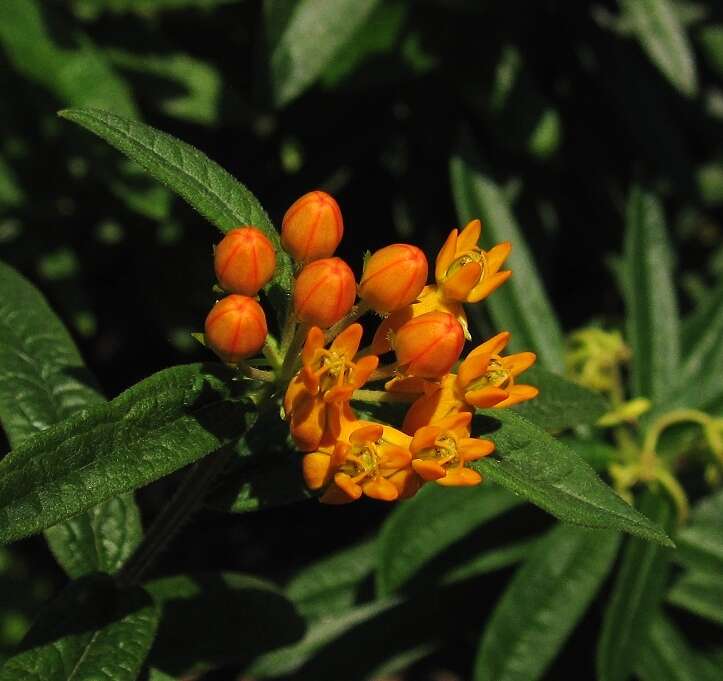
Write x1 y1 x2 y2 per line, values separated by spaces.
416 434 459 467
317 349 353 392
341 439 382 482
467 357 511 391
445 249 487 280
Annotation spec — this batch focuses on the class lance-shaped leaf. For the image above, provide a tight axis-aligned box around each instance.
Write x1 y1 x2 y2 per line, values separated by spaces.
0 362 255 545
472 410 673 546
0 575 159 681
622 186 680 403
474 524 619 681
377 483 522 595
668 570 723 625
450 147 565 372
145 573 304 676
674 488 723 574
58 108 293 298
512 366 609 431
265 0 381 106
619 0 698 98
597 491 674 681
0 261 141 577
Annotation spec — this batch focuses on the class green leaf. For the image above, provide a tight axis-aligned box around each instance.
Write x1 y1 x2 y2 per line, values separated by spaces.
58 108 293 297
145 573 304 676
0 156 23 208
286 538 376 619
674 488 723 574
636 614 708 681
0 362 255 545
512 366 609 431
0 575 159 681
0 0 136 115
619 0 698 97
668 570 723 625
474 524 620 681
597 490 674 681
472 410 674 546
265 0 381 106
72 0 241 20
0 261 142 577
450 148 565 372
622 186 680 402
699 25 723 78
377 483 522 596
440 538 536 586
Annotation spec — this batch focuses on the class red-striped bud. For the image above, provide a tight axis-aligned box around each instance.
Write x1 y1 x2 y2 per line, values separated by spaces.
394 311 464 378
214 227 276 296
293 257 356 328
204 294 267 364
282 191 344 263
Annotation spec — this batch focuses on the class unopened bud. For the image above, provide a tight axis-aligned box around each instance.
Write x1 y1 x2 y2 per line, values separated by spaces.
204 294 267 364
214 227 276 296
293 257 356 328
282 191 344 263
358 243 428 313
394 311 464 378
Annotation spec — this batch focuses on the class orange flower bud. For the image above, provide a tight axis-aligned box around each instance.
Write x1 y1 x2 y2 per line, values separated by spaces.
394 311 464 378
204 294 267 364
293 257 356 328
214 227 276 296
282 190 344 263
358 244 428 313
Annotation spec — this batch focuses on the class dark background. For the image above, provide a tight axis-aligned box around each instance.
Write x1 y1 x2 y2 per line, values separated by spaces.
1 1 721 678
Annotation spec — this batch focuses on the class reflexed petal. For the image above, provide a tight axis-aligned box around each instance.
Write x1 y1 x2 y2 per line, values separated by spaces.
387 467 422 500
435 229 458 282
459 437 495 461
441 261 482 302
289 396 325 452
436 467 482 486
412 458 447 481
485 241 512 275
493 384 539 408
302 365 320 394
467 270 512 303
435 410 472 434
457 219 482 252
349 422 384 444
333 472 363 500
302 452 332 490
464 386 508 408
380 444 412 470
457 352 490 389
283 375 306 415
363 476 399 501
381 425 413 450
320 483 358 505
352 355 379 386
410 425 441 454
323 384 354 403
466 331 511 361
331 441 351 467
502 351 537 377
332 322 363 357
385 375 432 394
302 326 325 364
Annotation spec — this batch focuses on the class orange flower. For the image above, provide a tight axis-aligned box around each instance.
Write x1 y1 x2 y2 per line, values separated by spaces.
204 294 267 364
409 412 494 486
302 420 415 504
358 243 428 313
284 324 378 451
398 331 539 433
282 190 344 263
214 227 276 296
293 257 357 328
435 219 511 303
393 311 465 379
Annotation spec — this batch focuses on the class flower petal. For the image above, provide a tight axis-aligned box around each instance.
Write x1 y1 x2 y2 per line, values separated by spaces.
412 458 447 481
333 472 363 500
331 322 363 357
435 467 482 486
493 384 539 408
457 352 490 390
466 331 511 361
459 437 495 461
380 444 412 470
349 422 384 444
352 355 379 387
410 425 441 454
387 467 422 500
502 351 537 377
435 229 458 282
320 482 358 505
302 452 332 490
457 219 482 252
441 261 483 302
464 386 509 408
363 476 399 501
485 241 512 275
302 326 325 365
467 270 512 303
331 441 351 467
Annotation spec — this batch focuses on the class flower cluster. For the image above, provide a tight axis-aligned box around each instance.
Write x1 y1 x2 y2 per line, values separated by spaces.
203 191 538 504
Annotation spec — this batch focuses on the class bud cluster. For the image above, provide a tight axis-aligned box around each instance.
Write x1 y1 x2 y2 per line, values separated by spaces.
200 189 538 505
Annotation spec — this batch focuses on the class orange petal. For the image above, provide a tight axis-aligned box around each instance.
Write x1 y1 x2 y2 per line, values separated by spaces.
435 410 472 433
323 384 354 403
457 352 490 390
485 241 512 275
387 467 422 500
320 483 358 505
493 384 539 408
464 386 509 408
302 452 332 490
302 365 320 394
302 327 325 365
331 322 363 357
349 422 384 444
467 270 512 303
380 445 412 470
502 351 537 377
435 467 482 486
352 355 379 387
410 425 441 454
459 437 495 461
441 261 482 301
331 441 351 467
363 476 399 501
289 397 325 452
466 331 511 361
457 219 482 252
385 375 431 395
435 229 458 282
333 472 363 500
412 458 447 481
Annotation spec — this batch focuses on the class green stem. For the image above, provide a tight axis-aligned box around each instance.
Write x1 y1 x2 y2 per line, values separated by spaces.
279 322 308 383
325 301 371 343
237 361 275 382
642 409 717 456
352 389 415 404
